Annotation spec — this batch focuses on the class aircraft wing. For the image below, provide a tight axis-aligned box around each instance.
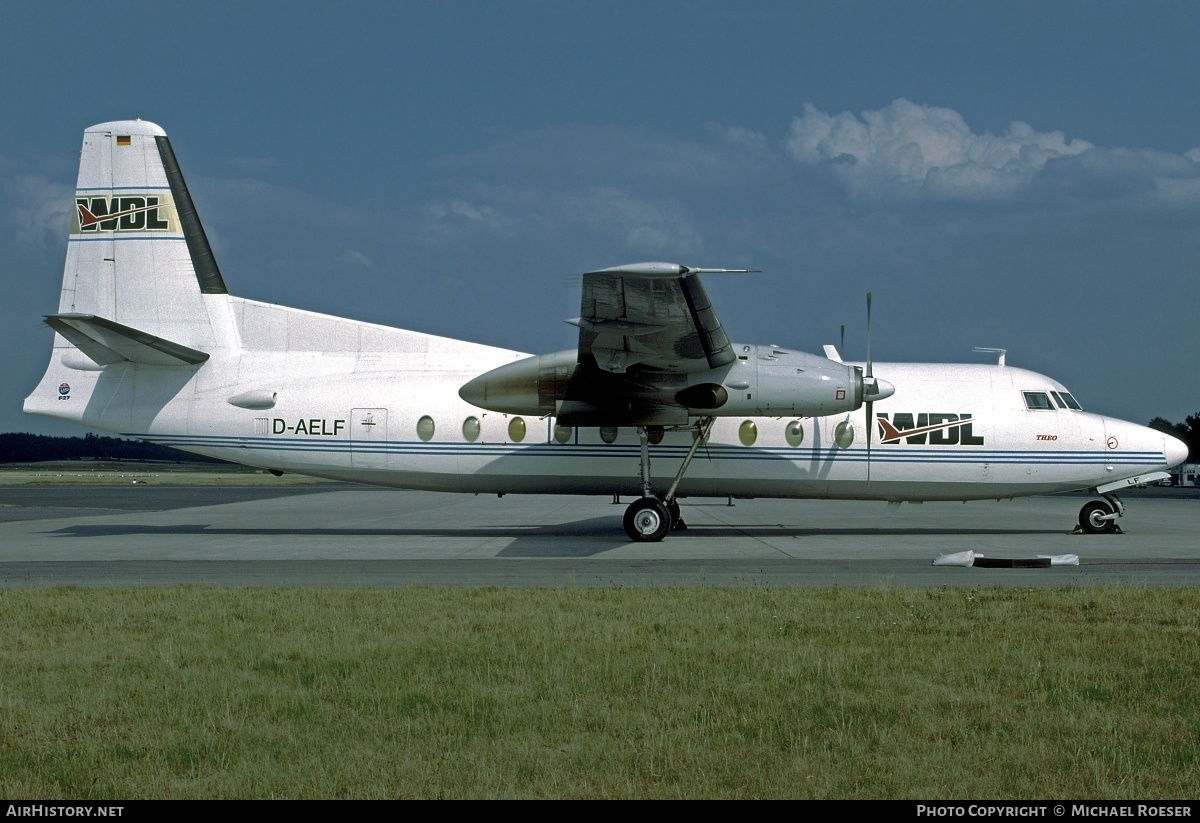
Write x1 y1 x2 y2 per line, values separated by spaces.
555 263 745 426
568 263 737 375
459 262 767 426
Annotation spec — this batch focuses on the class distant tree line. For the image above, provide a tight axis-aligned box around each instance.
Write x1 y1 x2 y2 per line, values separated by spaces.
0 433 226 464
1148 414 1200 463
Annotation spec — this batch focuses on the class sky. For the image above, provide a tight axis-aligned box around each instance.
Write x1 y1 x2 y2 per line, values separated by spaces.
2 1 1198 435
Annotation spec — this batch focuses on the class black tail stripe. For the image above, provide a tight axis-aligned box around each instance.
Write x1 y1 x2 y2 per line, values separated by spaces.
154 135 228 295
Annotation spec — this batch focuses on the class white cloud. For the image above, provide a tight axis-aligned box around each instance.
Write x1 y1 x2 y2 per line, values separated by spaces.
433 123 783 193
4 175 73 248
785 99 1092 200
339 249 377 270
428 199 501 224
706 122 768 148
566 187 701 254
415 183 700 256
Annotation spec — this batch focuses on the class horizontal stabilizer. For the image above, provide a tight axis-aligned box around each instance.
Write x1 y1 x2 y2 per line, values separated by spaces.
45 313 209 367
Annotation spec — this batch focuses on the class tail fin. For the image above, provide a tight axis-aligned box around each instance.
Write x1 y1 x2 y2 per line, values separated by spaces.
58 119 238 350
25 120 239 426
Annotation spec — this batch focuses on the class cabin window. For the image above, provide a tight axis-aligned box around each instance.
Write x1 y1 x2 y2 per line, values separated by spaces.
738 420 758 446
1023 391 1055 411
462 416 481 442
416 415 435 441
553 423 573 444
508 416 526 443
599 426 618 444
785 420 805 447
834 420 855 448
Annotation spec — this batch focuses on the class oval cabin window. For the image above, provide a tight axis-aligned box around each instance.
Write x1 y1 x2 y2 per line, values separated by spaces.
834 421 855 448
416 415 435 442
785 420 804 447
738 420 758 446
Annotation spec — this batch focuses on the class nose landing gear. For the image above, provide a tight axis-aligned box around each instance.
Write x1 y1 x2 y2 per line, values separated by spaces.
1076 493 1125 535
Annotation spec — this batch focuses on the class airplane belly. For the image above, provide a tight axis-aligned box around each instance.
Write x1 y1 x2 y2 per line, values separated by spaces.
452 441 835 497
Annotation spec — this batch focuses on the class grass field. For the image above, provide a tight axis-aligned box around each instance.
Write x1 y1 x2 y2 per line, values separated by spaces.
1 585 1197 798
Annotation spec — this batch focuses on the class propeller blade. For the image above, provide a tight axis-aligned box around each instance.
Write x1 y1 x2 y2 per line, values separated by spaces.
866 292 873 380
866 399 873 483
866 292 874 483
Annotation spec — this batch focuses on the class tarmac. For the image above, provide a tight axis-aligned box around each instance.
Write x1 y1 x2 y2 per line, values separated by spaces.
0 484 1197 587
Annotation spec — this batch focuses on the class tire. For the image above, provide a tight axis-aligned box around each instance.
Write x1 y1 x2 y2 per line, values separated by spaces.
1078 500 1116 534
624 498 672 542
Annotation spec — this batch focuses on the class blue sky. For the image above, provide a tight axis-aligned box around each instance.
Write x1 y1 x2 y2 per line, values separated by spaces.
2 1 1198 435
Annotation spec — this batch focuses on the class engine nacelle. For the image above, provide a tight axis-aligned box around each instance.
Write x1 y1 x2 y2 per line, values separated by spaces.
458 344 889 422
458 350 575 417
681 344 866 417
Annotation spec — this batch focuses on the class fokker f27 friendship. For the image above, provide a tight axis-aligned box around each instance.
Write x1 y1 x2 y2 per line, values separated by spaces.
25 121 1188 541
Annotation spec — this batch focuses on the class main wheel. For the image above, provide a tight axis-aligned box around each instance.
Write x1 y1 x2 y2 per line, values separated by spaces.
1078 500 1116 534
624 498 673 542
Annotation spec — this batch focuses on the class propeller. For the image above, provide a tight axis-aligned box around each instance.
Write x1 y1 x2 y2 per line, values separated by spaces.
866 293 874 481
861 293 896 480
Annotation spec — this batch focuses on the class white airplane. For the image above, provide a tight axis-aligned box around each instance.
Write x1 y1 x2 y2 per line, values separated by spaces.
24 120 1188 542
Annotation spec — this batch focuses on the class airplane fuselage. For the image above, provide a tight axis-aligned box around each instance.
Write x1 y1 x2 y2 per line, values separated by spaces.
25 300 1174 503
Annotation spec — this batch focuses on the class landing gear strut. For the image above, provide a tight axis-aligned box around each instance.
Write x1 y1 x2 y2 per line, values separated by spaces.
621 417 714 542
1077 493 1125 535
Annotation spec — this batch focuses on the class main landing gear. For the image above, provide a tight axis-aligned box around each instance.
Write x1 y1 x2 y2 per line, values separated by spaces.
1076 493 1125 535
622 417 714 542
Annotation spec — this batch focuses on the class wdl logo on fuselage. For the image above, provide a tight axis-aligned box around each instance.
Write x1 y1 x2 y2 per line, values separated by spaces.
74 194 175 233
876 413 985 446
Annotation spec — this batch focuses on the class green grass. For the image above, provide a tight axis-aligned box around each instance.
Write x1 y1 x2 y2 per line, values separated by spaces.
1 586 1197 798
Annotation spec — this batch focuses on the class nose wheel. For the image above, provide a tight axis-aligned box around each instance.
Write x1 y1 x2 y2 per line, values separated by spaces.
1077 497 1123 534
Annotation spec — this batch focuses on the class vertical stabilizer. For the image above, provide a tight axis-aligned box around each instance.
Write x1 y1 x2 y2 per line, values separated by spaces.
61 120 238 350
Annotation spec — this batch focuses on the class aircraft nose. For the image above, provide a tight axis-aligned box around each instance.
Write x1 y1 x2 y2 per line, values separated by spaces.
1164 432 1189 469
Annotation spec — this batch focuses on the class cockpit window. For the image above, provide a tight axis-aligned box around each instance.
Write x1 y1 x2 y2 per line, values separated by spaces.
1023 391 1055 411
1060 392 1083 410
1049 391 1068 409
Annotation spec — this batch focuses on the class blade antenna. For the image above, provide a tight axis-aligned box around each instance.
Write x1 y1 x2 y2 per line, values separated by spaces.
840 324 845 354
